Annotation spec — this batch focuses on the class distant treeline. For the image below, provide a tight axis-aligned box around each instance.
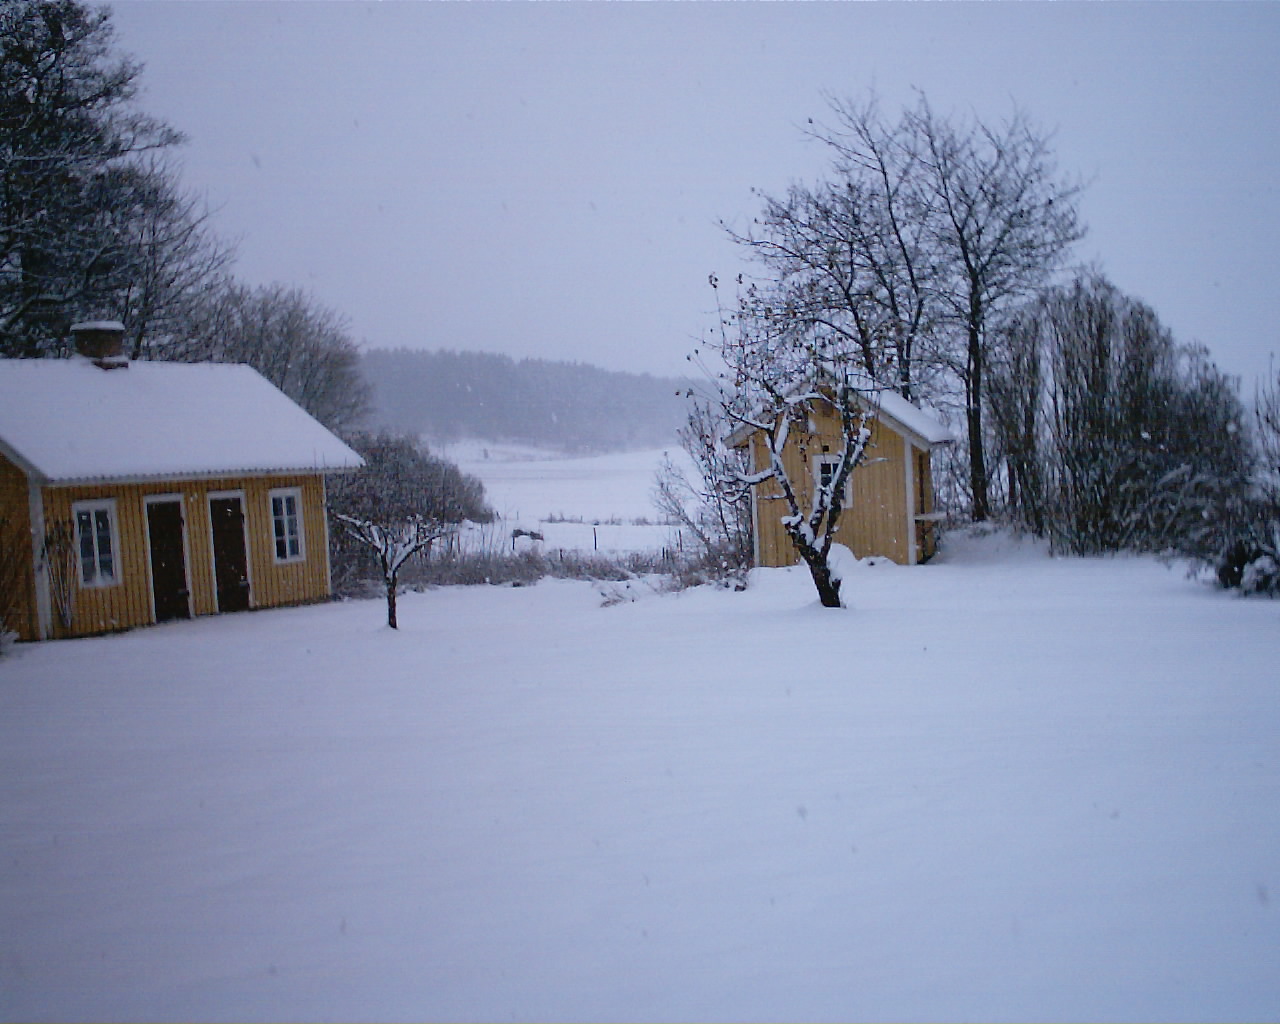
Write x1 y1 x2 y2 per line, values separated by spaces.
362 348 695 452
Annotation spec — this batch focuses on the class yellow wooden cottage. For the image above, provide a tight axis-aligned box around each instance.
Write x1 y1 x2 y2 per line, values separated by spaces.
0 323 363 641
731 389 952 568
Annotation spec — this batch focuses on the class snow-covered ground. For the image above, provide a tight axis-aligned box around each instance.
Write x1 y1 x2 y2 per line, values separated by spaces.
2 528 1278 1022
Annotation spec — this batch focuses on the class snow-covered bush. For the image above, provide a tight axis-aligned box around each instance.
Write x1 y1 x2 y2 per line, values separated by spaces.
1199 361 1280 597
1241 553 1279 595
1215 520 1280 596
989 273 1251 556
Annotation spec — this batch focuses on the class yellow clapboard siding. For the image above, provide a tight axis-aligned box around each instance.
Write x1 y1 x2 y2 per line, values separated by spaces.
0 453 38 640
41 482 153 636
31 473 334 638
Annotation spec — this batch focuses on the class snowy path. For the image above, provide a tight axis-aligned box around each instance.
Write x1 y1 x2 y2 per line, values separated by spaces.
2 532 1278 1022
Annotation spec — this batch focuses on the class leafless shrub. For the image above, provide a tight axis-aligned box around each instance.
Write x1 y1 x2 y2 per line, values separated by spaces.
42 519 76 633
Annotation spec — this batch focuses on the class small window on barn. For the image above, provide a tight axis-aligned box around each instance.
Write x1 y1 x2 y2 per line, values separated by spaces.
269 488 305 563
72 499 119 588
815 456 852 505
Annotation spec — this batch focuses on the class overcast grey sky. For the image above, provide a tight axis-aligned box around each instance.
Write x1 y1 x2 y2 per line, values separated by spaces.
110 1 1280 388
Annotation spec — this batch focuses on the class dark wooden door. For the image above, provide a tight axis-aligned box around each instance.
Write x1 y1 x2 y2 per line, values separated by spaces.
147 500 190 622
209 496 251 612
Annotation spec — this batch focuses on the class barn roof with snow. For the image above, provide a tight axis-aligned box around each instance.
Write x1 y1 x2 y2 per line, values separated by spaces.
726 387 953 450
0 357 363 484
862 390 952 447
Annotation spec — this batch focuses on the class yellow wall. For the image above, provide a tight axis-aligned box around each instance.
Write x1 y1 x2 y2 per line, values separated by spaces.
30 473 332 639
749 404 934 568
0 452 37 639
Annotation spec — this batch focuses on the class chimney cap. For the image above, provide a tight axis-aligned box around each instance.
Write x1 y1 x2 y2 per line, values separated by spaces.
70 320 126 334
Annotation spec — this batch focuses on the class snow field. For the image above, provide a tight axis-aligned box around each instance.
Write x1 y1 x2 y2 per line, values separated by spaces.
2 529 1278 1022
445 443 685 555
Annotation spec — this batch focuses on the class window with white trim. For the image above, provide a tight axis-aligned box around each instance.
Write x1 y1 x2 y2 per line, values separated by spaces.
270 488 305 563
815 455 852 505
72 499 119 587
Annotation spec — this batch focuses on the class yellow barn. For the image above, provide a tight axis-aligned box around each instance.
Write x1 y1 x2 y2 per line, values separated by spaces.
731 389 952 568
0 323 363 642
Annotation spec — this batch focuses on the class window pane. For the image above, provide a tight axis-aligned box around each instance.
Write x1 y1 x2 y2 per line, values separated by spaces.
287 500 300 556
272 492 302 560
77 509 96 582
94 508 114 579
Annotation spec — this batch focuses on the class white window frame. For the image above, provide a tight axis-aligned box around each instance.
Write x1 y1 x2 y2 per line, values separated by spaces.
72 498 120 588
814 454 852 506
269 487 306 564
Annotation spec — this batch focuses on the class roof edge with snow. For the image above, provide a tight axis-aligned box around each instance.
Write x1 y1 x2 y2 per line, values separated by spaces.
726 388 953 449
0 358 364 483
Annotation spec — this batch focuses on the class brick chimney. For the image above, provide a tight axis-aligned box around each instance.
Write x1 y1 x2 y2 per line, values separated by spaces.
70 321 128 370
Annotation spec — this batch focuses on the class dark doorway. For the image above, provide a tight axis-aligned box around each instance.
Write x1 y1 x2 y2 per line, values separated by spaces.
210 496 251 613
147 500 190 622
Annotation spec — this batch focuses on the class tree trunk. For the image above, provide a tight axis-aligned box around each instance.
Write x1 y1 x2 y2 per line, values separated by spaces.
386 573 398 629
792 543 843 608
807 557 844 608
967 318 990 521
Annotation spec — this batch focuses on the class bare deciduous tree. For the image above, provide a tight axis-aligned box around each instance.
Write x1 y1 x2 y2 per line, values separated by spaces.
328 432 490 627
726 95 940 403
183 282 370 433
334 514 452 630
725 93 1084 523
1255 358 1280 507
111 158 234 360
703 275 877 609
652 398 753 583
990 272 1250 555
909 97 1084 520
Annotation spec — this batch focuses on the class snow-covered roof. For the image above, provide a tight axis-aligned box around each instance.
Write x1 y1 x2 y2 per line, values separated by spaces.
871 390 953 446
0 358 364 484
726 387 953 449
